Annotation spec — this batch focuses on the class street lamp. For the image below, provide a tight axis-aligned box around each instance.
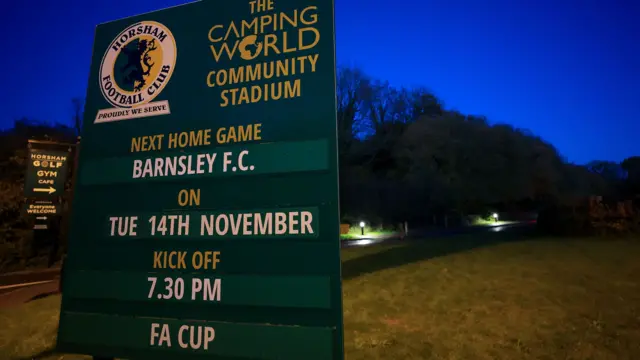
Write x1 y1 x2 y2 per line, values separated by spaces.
359 221 365 235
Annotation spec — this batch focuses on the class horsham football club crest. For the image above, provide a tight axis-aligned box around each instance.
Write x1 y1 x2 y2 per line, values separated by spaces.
95 21 177 124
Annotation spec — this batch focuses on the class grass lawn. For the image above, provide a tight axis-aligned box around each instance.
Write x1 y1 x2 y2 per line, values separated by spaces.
2 232 640 359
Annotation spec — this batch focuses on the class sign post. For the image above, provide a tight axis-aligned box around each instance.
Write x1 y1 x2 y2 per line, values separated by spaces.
57 0 343 359
23 140 73 264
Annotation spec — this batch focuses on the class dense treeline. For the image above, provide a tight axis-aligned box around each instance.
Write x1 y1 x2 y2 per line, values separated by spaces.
335 66 638 225
0 66 638 270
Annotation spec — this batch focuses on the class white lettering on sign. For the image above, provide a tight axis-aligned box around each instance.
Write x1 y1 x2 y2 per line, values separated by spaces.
148 215 190 236
108 216 138 236
106 212 314 238
147 276 222 302
150 323 172 347
149 322 215 350
191 278 222 301
131 150 256 179
178 325 215 350
200 211 314 236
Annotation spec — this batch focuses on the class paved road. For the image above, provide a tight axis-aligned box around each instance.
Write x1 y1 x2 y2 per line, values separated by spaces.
0 267 60 289
0 280 59 308
0 222 533 307
0 268 60 308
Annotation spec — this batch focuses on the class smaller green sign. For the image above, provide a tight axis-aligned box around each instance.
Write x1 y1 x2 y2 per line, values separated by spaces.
24 148 71 199
23 199 61 216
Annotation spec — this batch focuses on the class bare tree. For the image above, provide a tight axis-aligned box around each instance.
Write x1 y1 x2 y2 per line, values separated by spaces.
71 97 84 136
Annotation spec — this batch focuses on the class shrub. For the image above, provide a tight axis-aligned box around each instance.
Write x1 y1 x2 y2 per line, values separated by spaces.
537 204 593 236
537 200 640 238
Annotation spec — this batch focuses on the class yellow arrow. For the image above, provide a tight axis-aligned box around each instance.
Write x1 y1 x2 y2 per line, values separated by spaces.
33 187 56 194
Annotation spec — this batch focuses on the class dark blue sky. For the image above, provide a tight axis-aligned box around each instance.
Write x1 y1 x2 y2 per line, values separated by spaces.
2 0 638 164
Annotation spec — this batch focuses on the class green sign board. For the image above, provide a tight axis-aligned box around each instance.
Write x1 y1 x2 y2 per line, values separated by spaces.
57 0 343 359
23 148 70 199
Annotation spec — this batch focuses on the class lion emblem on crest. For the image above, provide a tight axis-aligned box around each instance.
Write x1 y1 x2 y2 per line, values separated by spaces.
120 39 158 92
